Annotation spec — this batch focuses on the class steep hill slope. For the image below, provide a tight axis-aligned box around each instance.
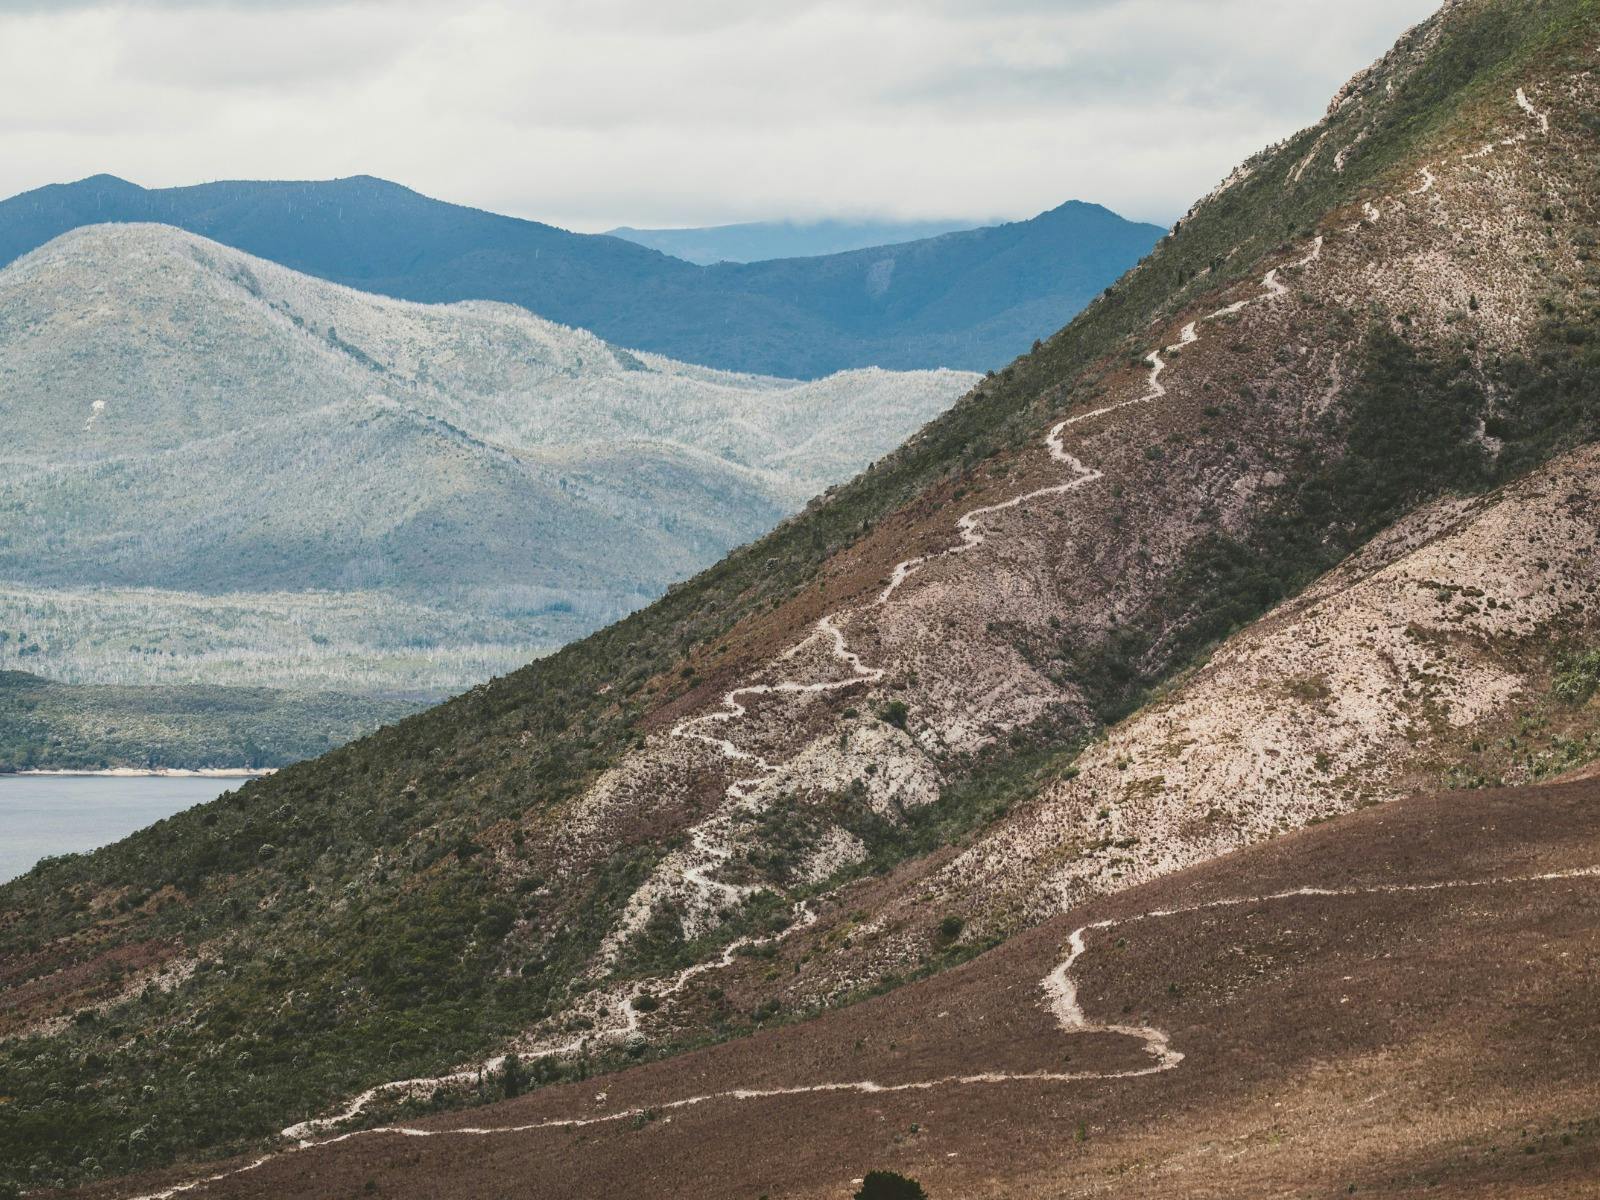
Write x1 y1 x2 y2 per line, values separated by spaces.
2 0 1597 1193
0 224 973 695
0 179 1161 377
72 780 1600 1200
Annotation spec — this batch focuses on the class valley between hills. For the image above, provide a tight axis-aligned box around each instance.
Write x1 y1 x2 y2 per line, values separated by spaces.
2 0 1599 1197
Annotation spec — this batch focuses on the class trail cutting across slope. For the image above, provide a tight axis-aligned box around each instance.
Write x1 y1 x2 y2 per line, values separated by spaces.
272 208 1335 1148
124 865 1599 1200
671 614 884 788
1344 85 1546 230
265 82 1554 1162
625 231 1329 998
630 77 1556 963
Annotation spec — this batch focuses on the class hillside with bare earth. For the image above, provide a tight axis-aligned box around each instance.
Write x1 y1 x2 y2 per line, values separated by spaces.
841 443 1600 950
71 780 1600 1200
2 1 1599 1195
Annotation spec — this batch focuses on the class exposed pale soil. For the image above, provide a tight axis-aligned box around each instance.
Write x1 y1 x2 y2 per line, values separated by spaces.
465 72 1585 1068
914 442 1600 934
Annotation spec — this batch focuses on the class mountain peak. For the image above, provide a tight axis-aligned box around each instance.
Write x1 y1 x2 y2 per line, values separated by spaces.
0 174 1160 376
322 173 423 195
1032 197 1159 230
58 172 144 194
0 218 977 686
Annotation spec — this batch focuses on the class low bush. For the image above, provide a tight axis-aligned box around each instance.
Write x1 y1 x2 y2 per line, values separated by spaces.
1554 647 1600 706
856 1170 928 1200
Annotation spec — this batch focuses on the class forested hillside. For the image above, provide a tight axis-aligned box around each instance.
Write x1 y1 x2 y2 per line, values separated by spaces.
0 224 973 700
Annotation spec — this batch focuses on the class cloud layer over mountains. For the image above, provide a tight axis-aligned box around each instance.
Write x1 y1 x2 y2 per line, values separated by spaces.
0 0 1439 231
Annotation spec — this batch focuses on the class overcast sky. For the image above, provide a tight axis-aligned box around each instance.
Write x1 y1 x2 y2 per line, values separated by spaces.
0 0 1443 232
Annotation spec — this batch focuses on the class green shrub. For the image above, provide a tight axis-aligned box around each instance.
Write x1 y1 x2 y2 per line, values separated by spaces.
1554 647 1600 705
500 1053 524 1098
855 1170 928 1200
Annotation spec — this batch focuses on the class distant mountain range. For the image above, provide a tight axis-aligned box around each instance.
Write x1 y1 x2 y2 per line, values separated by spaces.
0 175 1162 377
0 223 974 702
605 217 982 264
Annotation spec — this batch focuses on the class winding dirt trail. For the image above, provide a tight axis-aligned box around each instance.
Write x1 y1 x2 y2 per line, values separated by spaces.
224 82 1561 1179
635 83 1557 967
1409 83 1548 181
671 614 885 793
127 865 1598 1200
143 233 1309 1169
619 227 1330 1005
1517 86 1551 136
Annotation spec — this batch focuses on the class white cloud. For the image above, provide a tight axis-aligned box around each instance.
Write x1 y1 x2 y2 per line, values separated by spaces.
0 0 1444 231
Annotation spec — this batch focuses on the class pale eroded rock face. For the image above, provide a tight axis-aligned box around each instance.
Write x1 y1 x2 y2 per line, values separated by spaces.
915 444 1600 932
543 70 1590 1004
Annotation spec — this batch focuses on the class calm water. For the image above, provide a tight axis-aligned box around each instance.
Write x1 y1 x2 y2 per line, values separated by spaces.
0 775 245 883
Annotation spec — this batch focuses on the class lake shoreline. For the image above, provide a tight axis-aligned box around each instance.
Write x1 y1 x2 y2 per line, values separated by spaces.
1 774 255 884
7 767 275 779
